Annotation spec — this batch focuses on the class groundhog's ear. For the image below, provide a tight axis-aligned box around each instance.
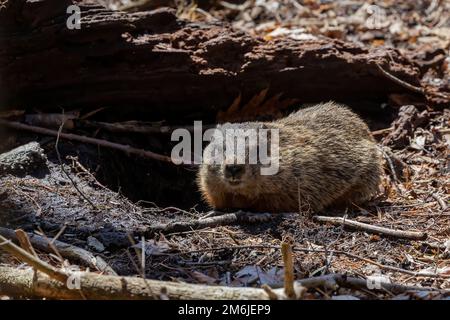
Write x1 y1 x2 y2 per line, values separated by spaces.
219 122 232 130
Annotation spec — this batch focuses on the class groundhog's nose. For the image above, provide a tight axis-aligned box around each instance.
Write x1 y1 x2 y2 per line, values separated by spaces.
224 164 245 179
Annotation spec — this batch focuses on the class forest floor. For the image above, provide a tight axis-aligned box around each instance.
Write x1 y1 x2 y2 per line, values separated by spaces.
0 0 449 300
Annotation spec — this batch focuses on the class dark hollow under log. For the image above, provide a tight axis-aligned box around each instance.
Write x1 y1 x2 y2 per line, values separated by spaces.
0 0 437 123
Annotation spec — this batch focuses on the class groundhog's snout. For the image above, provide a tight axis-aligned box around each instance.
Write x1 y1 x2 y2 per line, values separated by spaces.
224 164 245 184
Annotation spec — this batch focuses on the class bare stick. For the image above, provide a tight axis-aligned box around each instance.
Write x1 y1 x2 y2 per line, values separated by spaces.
313 216 427 240
0 119 173 163
0 227 117 276
0 234 68 283
275 273 449 294
379 146 401 191
281 242 296 298
181 244 448 279
55 120 97 209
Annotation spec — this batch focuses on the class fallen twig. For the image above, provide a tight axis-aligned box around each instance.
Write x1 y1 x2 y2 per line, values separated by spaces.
0 119 172 163
0 142 47 176
141 211 274 237
313 216 427 240
379 146 402 191
281 242 300 298
0 227 117 276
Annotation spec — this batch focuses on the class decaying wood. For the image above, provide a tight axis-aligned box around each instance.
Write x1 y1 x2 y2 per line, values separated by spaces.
313 216 427 240
80 120 215 134
0 119 172 163
382 105 430 148
0 227 117 276
280 274 450 295
0 0 439 119
0 142 47 176
1 265 446 300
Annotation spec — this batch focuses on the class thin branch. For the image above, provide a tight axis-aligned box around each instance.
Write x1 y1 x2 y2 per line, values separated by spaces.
1 265 446 300
55 120 97 209
0 119 173 163
179 244 448 279
313 216 427 240
281 242 296 298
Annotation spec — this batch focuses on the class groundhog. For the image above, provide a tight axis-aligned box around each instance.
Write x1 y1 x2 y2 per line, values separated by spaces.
197 102 383 213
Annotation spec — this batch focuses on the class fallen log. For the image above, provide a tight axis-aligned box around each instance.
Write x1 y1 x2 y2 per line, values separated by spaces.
0 0 436 121
0 119 172 163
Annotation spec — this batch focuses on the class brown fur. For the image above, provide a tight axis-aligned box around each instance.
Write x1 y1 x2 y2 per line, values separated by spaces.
197 102 383 213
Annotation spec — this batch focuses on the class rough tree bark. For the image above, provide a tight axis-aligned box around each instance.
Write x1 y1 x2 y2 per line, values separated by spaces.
0 0 438 122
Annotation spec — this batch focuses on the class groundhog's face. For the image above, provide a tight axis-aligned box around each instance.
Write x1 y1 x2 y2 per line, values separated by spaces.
202 122 270 189
207 162 261 190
